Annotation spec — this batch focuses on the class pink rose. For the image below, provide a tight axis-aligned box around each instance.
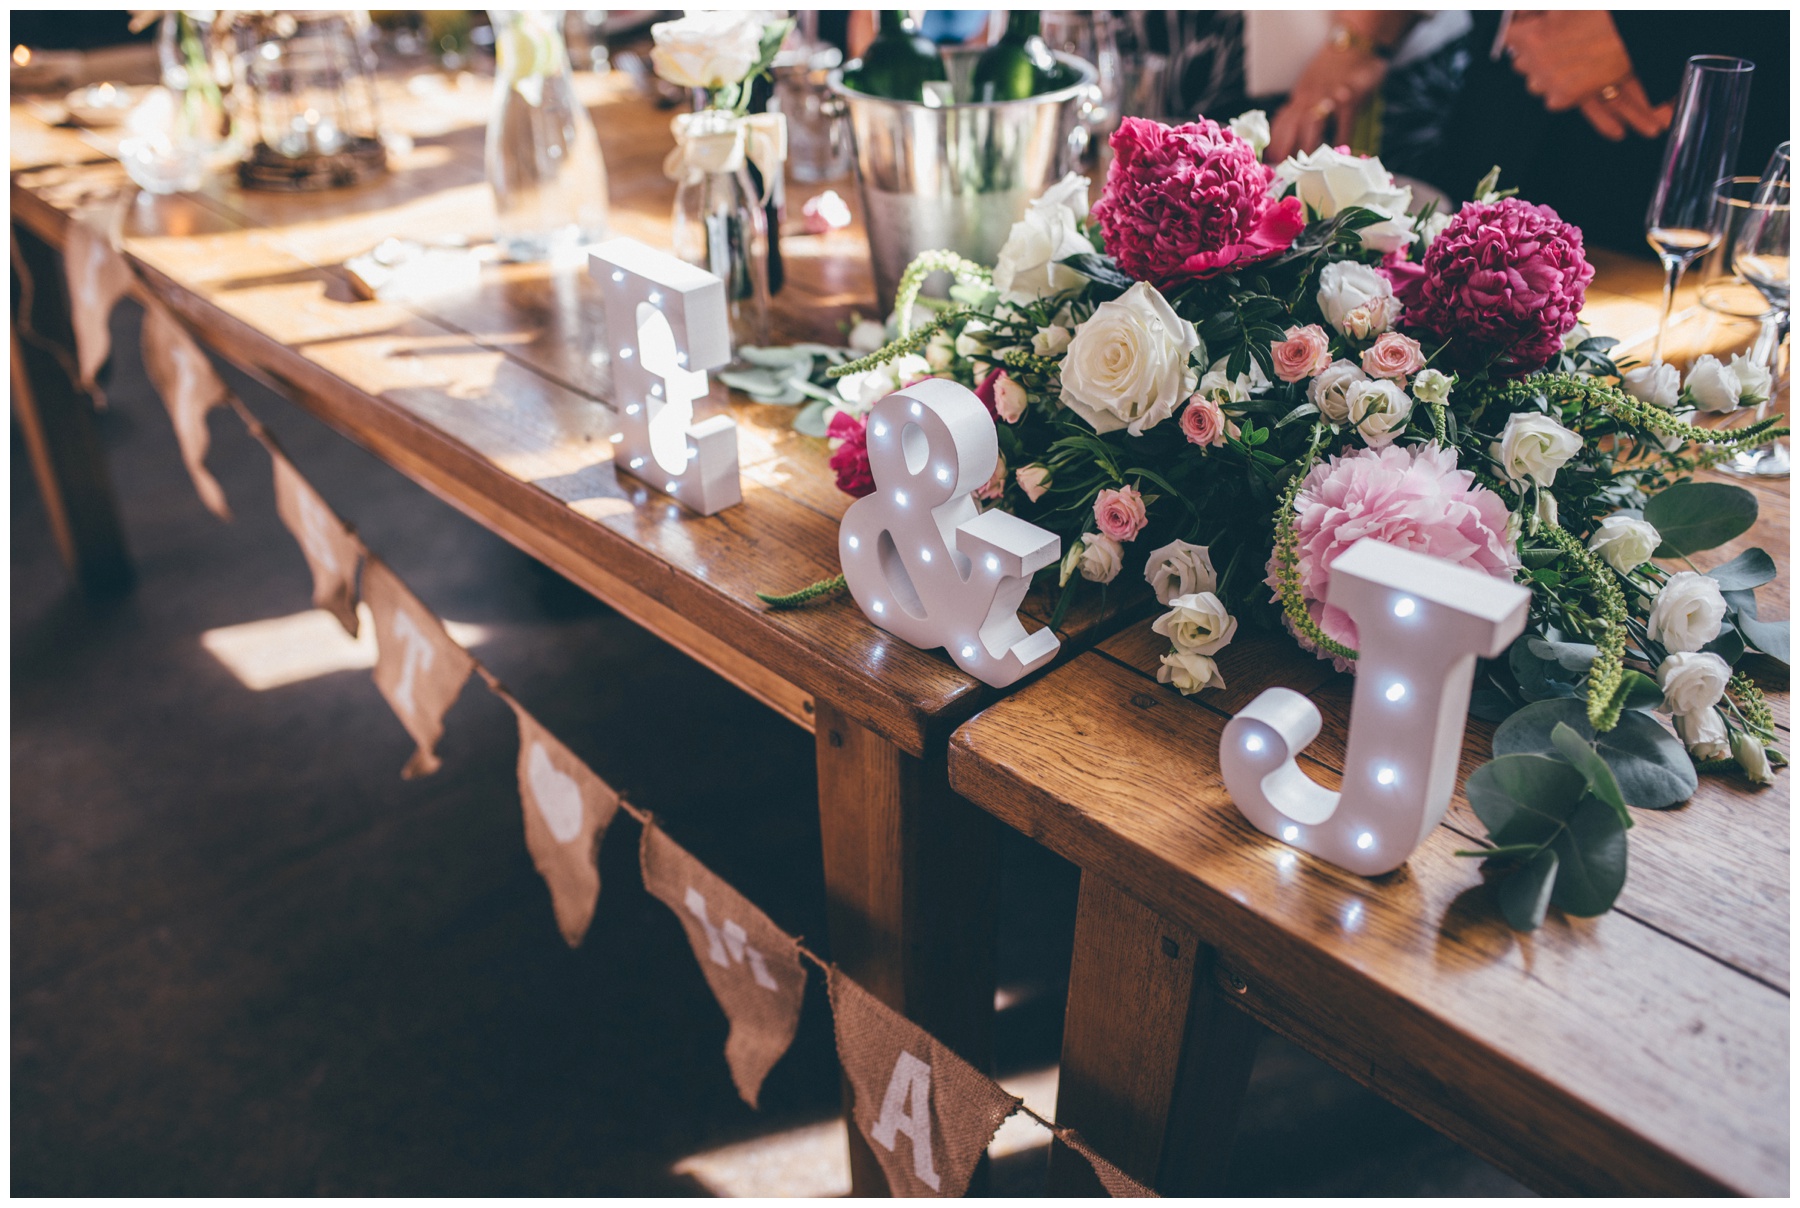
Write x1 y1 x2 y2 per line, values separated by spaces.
1270 324 1332 383
1016 464 1051 502
1181 395 1227 447
975 453 1006 501
827 411 875 498
1361 332 1426 383
1093 484 1148 541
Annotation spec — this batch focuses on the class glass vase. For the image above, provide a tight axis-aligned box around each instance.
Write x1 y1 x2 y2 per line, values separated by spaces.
670 110 771 357
486 9 610 262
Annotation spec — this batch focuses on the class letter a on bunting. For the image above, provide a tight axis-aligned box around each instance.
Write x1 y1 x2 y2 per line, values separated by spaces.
266 440 363 636
362 557 474 778
140 300 233 520
641 821 807 1108
828 968 1021 1197
501 691 619 947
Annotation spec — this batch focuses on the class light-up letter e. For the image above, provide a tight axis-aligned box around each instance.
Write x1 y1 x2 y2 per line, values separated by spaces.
591 237 740 515
839 378 1060 689
1222 538 1530 876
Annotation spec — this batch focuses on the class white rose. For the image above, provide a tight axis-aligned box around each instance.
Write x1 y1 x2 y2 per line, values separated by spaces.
992 372 1029 423
1657 650 1731 716
1060 281 1203 436
1732 730 1775 784
1194 354 1270 403
1308 359 1368 424
1076 532 1123 584
1587 514 1660 573
1419 210 1452 249
1411 367 1453 405
993 172 1095 303
1031 324 1072 357
954 317 990 359
649 11 764 89
1316 261 1398 337
1157 648 1225 695
1729 353 1772 405
847 319 887 355
1034 170 1092 221
1229 109 1270 158
1622 362 1680 410
1659 406 1699 453
1491 412 1583 488
1345 378 1412 448
1647 570 1727 653
1273 145 1415 252
1143 539 1218 605
1682 354 1742 412
1152 590 1238 656
1674 708 1731 760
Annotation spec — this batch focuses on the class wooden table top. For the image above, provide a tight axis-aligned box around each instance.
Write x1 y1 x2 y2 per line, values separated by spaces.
9 71 1131 757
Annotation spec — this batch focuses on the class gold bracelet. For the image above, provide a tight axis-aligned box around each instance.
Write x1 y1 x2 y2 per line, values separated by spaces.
1328 25 1394 60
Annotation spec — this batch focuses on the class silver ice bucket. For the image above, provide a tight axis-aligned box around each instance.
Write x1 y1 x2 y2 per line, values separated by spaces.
831 51 1097 311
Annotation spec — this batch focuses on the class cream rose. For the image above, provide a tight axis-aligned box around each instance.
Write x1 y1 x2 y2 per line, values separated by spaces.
1345 378 1413 447
650 11 764 89
1060 281 1202 435
1157 648 1225 695
1411 367 1453 404
993 172 1095 303
1229 109 1271 158
1316 261 1399 338
1143 539 1218 605
1682 354 1743 412
1075 532 1123 584
1587 514 1660 573
1152 591 1238 656
1674 708 1731 760
1273 145 1415 253
1491 412 1583 488
1732 730 1775 784
1308 359 1368 424
1015 463 1051 502
1031 324 1072 357
1657 651 1731 716
1647 571 1727 652
1623 362 1680 409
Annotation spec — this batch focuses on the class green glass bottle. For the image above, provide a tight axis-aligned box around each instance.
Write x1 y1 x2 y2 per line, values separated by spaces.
969 12 1057 102
846 10 946 102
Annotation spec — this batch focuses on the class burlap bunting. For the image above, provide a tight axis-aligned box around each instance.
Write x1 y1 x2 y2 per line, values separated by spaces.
362 557 475 778
266 440 363 636
140 300 233 519
1056 1127 1159 1197
641 820 807 1108
497 691 619 947
828 968 1021 1197
63 219 136 397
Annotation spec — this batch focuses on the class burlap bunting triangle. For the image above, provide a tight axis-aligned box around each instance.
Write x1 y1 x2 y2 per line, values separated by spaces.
640 820 807 1108
63 219 135 396
362 557 474 778
1056 1127 1159 1197
496 691 619 947
264 437 363 636
828 968 1021 1197
140 300 233 519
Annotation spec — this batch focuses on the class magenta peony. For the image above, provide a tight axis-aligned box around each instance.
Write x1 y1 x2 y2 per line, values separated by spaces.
1092 116 1305 284
828 410 875 498
1267 443 1519 665
1403 198 1594 375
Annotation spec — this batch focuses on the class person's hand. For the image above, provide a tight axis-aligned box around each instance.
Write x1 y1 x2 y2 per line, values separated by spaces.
1503 10 1673 141
1267 43 1388 162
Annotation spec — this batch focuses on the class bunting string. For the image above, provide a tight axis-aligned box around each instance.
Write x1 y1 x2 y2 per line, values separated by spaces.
42 225 1158 1199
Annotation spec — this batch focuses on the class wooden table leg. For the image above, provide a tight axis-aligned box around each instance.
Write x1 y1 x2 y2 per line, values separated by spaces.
1048 872 1262 1196
11 226 132 595
814 699 1000 1196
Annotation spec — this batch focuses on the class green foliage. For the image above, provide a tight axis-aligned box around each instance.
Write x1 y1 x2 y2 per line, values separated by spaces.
1643 481 1758 556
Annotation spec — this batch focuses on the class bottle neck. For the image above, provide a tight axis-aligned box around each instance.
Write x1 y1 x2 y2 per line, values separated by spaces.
1000 12 1040 43
878 10 918 37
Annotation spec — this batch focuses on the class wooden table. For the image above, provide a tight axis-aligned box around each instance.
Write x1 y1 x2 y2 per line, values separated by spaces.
948 325 1790 1192
10 72 1139 1195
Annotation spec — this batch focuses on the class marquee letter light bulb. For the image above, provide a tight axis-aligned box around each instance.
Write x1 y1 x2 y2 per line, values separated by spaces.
590 238 740 515
839 378 1061 688
1221 539 1530 876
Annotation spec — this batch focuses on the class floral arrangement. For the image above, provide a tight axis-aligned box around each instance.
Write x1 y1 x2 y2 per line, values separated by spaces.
649 10 792 114
818 112 1788 930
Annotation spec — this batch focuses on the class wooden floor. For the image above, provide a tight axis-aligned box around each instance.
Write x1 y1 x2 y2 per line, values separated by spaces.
10 301 1527 1196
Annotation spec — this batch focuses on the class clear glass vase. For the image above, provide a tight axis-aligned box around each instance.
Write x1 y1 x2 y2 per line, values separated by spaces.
486 9 610 262
670 110 771 357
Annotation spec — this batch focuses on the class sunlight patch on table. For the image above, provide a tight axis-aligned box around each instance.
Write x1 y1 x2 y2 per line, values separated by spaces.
201 605 490 691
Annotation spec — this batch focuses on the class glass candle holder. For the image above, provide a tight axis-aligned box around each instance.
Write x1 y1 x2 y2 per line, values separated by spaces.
226 11 387 191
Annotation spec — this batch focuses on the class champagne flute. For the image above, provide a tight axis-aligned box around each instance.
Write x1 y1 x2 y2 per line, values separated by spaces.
1644 56 1753 364
1722 141 1790 477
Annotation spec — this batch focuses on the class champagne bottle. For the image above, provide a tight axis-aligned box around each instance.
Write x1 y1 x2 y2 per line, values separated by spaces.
970 11 1057 102
846 10 946 102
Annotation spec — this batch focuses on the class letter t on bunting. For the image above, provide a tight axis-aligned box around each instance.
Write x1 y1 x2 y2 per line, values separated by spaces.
640 820 807 1108
266 439 363 637
828 968 1021 1196
362 557 475 779
590 237 739 515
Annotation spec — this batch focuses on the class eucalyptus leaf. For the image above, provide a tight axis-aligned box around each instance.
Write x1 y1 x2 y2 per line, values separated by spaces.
1700 623 1746 666
1465 754 1587 846
1493 699 1696 809
1497 847 1560 931
1550 722 1630 828
1616 669 1664 712
1724 588 1790 664
1527 635 1599 673
1547 797 1629 917
1643 481 1758 556
1704 547 1777 591
1509 637 1581 701
792 398 831 438
1059 252 1134 293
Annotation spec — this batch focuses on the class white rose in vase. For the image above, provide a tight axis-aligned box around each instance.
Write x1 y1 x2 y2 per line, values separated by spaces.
1274 145 1416 253
650 11 765 90
1060 281 1202 435
1316 261 1400 338
1646 570 1727 652
1143 539 1218 605
1587 514 1660 573
1657 650 1732 715
993 172 1095 303
1491 412 1583 488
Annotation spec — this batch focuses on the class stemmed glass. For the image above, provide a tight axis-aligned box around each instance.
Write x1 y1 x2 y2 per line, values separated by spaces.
1722 141 1790 477
1644 56 1754 364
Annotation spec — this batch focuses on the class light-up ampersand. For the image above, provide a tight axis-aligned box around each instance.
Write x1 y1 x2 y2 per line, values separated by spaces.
839 378 1061 689
1222 538 1531 876
591 237 740 515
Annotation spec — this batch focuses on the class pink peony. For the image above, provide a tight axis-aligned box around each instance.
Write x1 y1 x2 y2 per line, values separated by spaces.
1361 332 1426 383
1266 443 1519 664
1094 484 1148 541
1271 324 1333 383
1404 198 1594 375
1092 116 1305 284
1181 395 1228 447
827 410 875 498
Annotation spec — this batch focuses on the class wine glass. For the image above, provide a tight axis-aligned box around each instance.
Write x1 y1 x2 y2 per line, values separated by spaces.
1644 56 1753 364
1722 141 1790 477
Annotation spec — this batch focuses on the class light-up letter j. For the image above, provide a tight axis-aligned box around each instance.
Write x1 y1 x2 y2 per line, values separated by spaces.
1222 539 1531 876
591 237 740 515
